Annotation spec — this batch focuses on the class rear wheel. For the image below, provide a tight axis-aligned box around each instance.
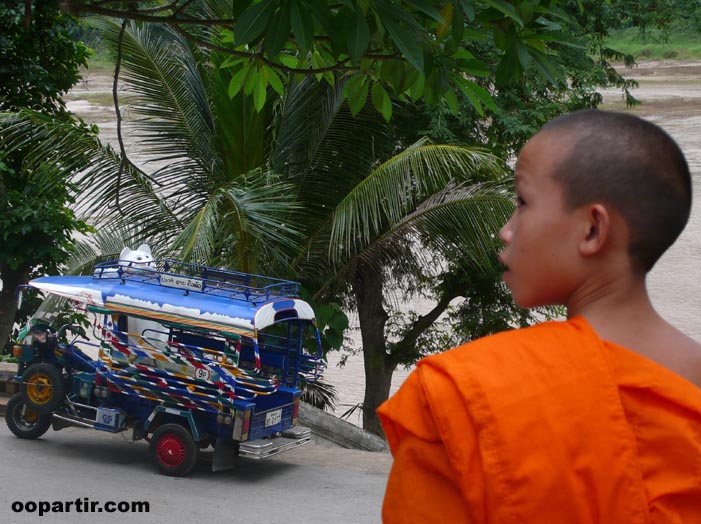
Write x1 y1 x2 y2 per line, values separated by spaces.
5 393 52 439
20 363 65 414
150 424 199 477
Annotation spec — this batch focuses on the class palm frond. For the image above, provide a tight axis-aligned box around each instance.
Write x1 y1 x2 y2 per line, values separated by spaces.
274 76 392 216
328 143 504 263
0 111 180 232
65 222 161 276
306 180 514 298
170 193 223 264
217 170 303 250
92 18 215 175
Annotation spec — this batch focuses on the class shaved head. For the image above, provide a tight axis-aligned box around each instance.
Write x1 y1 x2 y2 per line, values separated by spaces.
541 109 692 272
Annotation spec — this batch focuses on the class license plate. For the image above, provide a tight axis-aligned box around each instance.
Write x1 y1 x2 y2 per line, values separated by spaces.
264 409 282 427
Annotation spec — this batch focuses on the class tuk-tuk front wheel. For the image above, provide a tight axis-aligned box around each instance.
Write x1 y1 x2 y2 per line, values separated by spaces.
20 363 66 414
150 424 199 477
5 393 52 439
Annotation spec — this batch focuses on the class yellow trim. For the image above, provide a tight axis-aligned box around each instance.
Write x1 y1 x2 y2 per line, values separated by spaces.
103 303 254 336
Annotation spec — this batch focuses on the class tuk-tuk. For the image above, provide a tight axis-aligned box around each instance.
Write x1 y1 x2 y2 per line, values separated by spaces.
6 259 324 476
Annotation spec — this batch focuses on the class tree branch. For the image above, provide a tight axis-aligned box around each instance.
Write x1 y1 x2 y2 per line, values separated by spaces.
388 287 458 367
61 1 406 72
61 3 237 25
171 25 362 75
113 18 128 216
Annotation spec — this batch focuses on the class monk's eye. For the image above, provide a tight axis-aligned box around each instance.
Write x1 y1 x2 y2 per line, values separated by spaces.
516 196 526 208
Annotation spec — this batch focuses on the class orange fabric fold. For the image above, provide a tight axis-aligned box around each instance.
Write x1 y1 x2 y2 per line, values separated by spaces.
378 317 701 524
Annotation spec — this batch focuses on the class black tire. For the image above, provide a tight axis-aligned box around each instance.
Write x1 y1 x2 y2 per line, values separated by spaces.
150 423 200 477
5 393 52 439
20 363 66 414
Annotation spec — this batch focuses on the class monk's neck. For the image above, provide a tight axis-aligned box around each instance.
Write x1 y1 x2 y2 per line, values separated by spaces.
565 273 661 342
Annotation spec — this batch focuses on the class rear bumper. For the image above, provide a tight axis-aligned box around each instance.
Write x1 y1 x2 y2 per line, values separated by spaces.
238 425 311 459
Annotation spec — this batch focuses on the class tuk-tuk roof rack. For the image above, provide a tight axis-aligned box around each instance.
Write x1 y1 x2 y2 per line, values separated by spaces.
92 259 299 303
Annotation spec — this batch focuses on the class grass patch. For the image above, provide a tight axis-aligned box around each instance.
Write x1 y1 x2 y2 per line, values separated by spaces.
83 45 116 76
605 26 701 61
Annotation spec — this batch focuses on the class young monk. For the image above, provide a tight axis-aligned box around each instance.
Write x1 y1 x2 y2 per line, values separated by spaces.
377 109 701 523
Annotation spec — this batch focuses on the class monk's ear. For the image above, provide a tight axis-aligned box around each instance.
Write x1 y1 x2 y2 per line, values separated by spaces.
579 203 610 257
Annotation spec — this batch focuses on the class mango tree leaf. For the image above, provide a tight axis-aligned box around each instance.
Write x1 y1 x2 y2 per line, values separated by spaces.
444 89 459 114
517 1 535 24
529 47 566 85
235 0 276 46
516 41 531 68
462 28 488 42
371 81 392 121
253 76 267 111
278 53 298 68
454 58 490 77
266 66 285 95
233 0 254 17
454 79 483 116
481 0 524 27
406 0 445 23
457 77 496 111
228 65 249 98
436 4 453 40
409 73 425 102
345 75 369 116
495 44 521 87
264 2 291 57
348 7 370 63
382 17 424 72
244 65 259 95
220 56 247 69
451 4 465 43
307 0 335 37
459 0 475 21
291 1 314 55
325 329 344 350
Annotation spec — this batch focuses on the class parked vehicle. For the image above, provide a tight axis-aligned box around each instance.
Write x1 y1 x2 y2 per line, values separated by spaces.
6 259 325 476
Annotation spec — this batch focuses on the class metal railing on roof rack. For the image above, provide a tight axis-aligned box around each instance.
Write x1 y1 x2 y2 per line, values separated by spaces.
92 259 299 303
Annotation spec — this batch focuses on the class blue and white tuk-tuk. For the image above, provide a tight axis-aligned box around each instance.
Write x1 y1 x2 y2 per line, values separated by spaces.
6 259 324 476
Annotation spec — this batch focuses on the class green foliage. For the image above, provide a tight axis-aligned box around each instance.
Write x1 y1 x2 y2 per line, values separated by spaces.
0 0 90 113
0 156 91 274
299 288 350 352
63 0 585 121
390 0 654 160
3 289 91 354
301 379 338 411
398 263 559 364
0 0 93 350
606 24 701 61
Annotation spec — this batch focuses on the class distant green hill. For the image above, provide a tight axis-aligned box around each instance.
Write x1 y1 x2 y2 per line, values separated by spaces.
606 26 701 61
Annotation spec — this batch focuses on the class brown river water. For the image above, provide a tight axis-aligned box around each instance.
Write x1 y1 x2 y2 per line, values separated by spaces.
66 62 701 425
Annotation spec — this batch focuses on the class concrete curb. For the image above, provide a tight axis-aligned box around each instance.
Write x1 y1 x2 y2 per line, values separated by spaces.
0 362 387 452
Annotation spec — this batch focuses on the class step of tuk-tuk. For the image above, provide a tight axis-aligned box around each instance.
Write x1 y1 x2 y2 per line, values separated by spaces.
238 426 311 460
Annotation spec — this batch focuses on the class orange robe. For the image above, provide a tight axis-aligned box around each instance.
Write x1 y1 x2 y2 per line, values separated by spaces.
378 317 701 524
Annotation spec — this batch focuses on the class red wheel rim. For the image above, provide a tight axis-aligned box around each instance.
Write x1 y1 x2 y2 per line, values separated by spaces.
156 434 186 467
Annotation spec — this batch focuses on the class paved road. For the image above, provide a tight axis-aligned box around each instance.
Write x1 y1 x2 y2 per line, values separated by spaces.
0 421 391 524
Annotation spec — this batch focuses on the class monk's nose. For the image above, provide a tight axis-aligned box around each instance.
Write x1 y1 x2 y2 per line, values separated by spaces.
499 216 514 245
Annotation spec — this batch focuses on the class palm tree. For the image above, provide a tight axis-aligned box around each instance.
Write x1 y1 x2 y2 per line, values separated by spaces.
1 18 514 433
271 78 513 432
